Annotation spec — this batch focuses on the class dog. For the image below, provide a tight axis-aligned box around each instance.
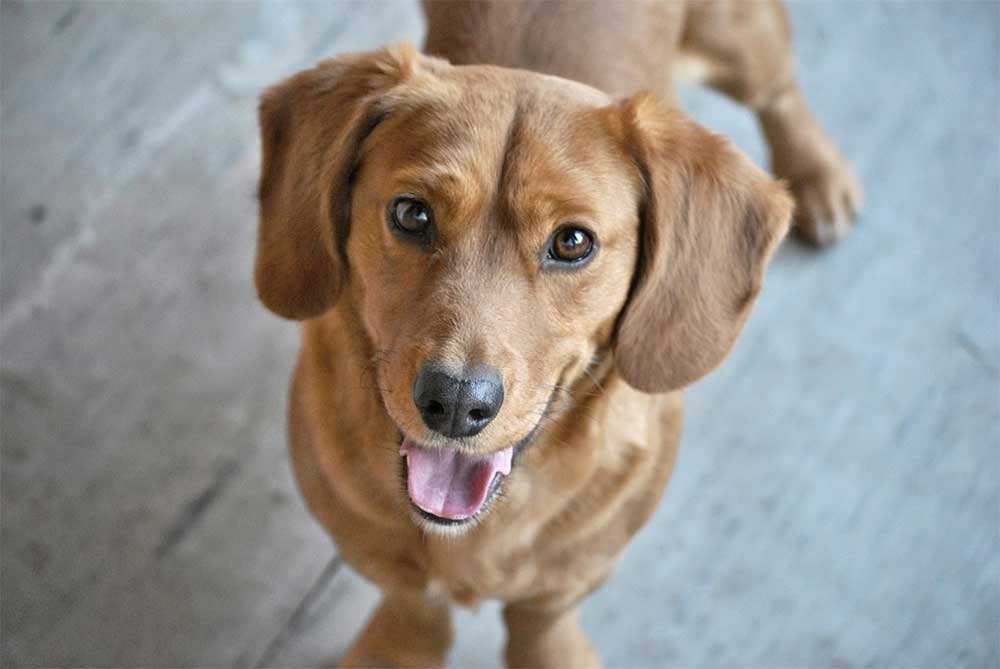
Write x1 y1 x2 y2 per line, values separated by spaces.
253 2 861 666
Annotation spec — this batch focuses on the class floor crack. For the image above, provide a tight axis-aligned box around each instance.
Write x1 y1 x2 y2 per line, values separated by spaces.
154 458 241 560
254 555 343 668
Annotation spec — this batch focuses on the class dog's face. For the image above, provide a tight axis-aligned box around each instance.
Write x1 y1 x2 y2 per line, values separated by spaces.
347 67 642 525
255 45 791 530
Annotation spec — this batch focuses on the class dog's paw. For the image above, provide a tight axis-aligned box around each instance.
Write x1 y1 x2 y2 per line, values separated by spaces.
764 102 864 248
785 151 864 247
768 119 864 248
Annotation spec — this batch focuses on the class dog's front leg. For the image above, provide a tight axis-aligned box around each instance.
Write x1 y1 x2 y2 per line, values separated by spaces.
340 588 453 668
502 597 602 669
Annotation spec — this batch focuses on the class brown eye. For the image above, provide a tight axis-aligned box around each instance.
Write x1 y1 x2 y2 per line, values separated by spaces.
390 197 433 236
549 226 595 264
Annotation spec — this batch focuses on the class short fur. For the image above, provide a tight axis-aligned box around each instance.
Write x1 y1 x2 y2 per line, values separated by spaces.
254 2 859 667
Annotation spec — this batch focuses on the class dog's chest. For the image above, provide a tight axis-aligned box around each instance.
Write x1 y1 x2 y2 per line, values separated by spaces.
422 523 602 606
423 541 533 606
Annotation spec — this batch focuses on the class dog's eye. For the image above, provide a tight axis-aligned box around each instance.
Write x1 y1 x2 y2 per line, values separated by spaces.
390 197 433 236
548 226 595 264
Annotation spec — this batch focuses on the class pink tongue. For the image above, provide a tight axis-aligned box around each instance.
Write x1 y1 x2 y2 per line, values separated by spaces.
401 438 513 520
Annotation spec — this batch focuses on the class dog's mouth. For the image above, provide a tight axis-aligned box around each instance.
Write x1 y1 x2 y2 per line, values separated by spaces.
400 439 513 524
391 380 561 527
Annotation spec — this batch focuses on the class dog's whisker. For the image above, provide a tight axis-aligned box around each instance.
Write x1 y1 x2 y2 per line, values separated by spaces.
583 363 607 395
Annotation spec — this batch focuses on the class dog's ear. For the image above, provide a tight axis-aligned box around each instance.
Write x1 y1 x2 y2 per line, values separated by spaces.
613 93 793 393
255 44 422 319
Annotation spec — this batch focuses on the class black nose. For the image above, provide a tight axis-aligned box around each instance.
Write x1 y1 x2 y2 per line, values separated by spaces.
413 362 505 439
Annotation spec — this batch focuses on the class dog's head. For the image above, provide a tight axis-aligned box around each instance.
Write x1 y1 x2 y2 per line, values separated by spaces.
255 44 791 530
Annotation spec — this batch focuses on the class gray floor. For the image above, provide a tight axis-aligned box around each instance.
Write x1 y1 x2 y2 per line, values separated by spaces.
1 2 997 668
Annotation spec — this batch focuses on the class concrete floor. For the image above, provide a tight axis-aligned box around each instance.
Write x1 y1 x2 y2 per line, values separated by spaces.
2 2 997 668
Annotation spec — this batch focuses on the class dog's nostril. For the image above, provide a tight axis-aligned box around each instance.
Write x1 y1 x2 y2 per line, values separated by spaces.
468 408 486 422
426 401 445 416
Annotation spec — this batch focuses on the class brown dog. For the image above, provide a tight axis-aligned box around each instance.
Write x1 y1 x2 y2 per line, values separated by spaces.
254 2 859 667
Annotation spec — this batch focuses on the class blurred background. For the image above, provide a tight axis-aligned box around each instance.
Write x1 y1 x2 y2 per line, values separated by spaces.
1 1 997 667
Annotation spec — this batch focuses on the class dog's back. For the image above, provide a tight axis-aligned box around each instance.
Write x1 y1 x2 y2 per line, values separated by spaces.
423 0 685 98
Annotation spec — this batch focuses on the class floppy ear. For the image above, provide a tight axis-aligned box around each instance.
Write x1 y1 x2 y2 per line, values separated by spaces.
614 93 793 393
255 44 421 319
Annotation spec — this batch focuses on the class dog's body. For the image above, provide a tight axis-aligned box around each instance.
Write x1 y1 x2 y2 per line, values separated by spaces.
255 2 860 667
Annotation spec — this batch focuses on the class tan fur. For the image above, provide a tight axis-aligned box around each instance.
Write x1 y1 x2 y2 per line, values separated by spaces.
425 0 861 245
254 3 856 666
